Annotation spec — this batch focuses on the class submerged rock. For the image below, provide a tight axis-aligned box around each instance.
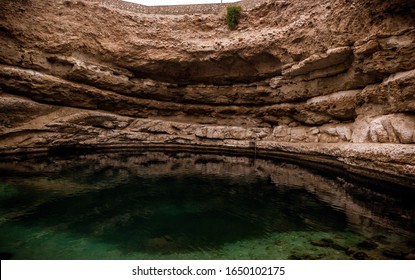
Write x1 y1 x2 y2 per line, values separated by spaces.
357 240 379 250
310 238 347 252
353 252 370 260
382 249 406 260
289 254 325 260
370 235 390 245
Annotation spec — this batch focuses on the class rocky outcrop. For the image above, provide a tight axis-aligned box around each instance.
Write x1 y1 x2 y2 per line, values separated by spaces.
0 0 414 185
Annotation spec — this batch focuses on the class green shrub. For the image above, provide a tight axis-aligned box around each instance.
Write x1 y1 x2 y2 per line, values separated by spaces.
226 5 242 29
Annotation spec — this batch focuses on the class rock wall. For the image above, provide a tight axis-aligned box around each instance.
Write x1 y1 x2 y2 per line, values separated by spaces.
87 0 239 15
87 0 267 15
0 0 414 185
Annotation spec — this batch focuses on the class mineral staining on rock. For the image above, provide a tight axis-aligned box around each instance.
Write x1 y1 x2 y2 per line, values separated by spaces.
0 0 414 184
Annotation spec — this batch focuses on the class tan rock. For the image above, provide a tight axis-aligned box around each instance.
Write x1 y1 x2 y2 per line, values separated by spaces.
282 47 352 77
354 39 380 58
356 69 415 116
306 90 360 120
353 114 415 144
0 95 56 129
269 125 291 142
0 0 414 183
320 124 353 142
378 114 415 144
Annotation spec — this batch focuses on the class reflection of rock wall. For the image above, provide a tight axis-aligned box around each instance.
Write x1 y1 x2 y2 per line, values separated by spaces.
1 152 414 237
271 163 415 238
0 0 414 182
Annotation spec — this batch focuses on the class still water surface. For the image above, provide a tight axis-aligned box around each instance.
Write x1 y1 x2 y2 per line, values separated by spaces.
0 151 414 259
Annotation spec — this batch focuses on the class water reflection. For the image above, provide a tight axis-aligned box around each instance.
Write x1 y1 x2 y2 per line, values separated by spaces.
0 152 414 259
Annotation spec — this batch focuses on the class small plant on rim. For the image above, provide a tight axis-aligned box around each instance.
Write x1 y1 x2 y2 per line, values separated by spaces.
226 5 242 30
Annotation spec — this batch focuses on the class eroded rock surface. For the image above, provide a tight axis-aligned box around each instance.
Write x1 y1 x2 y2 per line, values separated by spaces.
0 0 414 183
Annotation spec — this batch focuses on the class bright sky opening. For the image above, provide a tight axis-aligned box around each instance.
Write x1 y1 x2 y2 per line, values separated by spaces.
123 0 239 6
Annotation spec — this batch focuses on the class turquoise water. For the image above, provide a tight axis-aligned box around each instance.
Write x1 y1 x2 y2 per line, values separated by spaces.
0 151 414 260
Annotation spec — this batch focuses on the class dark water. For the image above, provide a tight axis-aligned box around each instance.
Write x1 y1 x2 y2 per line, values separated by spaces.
0 151 414 260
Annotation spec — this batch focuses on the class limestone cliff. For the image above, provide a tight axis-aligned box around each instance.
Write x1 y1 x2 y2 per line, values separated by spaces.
0 0 414 185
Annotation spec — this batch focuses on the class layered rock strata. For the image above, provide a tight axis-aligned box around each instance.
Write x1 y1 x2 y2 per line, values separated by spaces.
0 0 414 185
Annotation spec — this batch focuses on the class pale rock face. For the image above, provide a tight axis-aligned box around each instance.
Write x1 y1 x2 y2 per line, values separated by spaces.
320 124 353 143
352 114 415 144
369 114 415 144
282 46 353 77
0 0 414 181
306 90 360 120
270 126 291 142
